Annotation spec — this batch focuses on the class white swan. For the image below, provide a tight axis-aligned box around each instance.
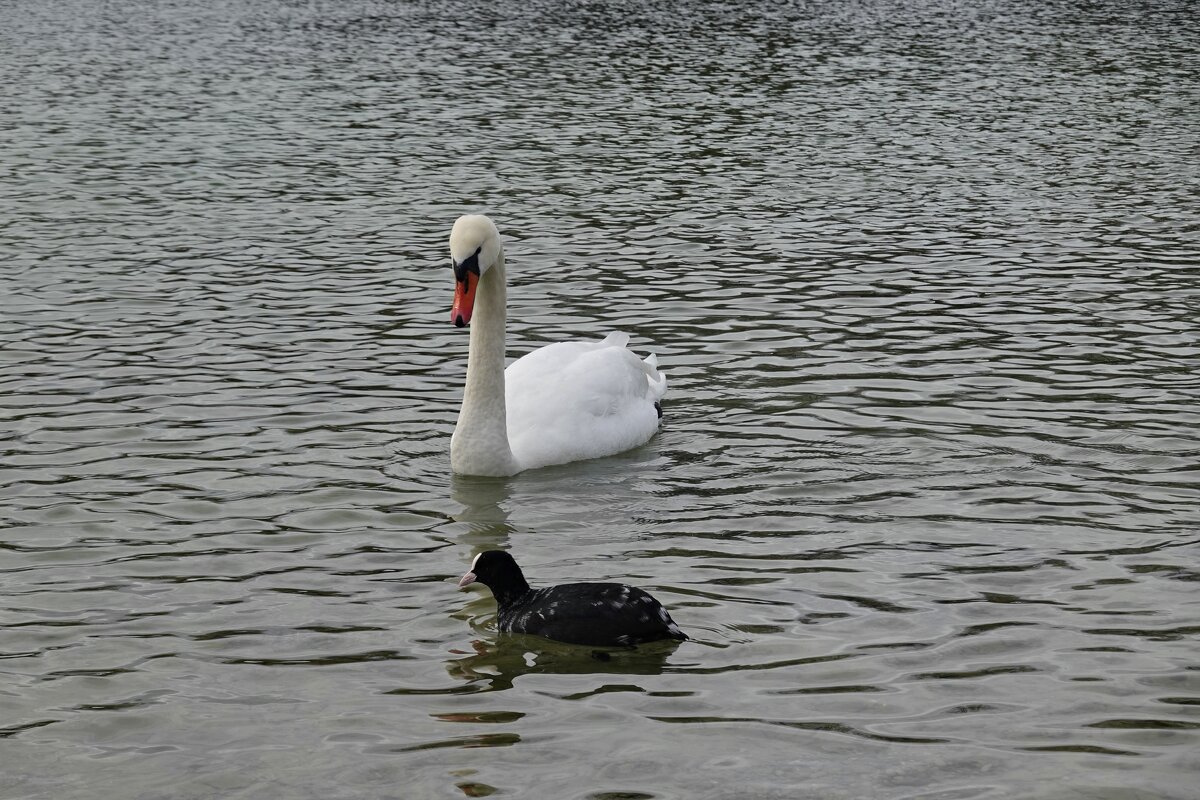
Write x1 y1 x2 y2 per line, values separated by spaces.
447 215 667 477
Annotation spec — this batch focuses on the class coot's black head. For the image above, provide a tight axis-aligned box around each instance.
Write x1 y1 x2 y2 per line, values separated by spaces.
457 550 530 601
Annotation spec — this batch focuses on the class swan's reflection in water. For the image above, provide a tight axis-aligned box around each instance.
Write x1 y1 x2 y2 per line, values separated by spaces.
448 446 669 543
449 473 515 551
446 634 683 691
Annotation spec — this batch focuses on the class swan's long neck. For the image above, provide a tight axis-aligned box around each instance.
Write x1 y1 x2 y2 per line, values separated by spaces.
451 251 517 476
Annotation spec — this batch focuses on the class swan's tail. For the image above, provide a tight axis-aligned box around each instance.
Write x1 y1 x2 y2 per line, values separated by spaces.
601 331 667 402
642 352 668 401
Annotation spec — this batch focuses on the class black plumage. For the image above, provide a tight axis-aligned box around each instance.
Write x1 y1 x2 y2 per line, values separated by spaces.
457 550 688 647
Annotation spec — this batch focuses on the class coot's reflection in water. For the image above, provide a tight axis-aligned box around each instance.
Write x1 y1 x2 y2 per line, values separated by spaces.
446 635 686 691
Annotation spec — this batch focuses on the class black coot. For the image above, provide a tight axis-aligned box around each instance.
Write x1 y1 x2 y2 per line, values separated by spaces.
457 550 688 647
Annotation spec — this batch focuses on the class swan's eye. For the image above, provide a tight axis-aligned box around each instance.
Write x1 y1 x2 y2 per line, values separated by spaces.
454 251 481 286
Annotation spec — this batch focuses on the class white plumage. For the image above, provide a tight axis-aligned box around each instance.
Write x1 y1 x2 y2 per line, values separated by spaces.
446 215 667 477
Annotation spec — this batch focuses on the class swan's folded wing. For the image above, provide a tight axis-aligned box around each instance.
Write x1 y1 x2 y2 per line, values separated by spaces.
503 333 665 470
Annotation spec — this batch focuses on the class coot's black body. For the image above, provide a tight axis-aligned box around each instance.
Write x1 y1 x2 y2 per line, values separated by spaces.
457 550 688 647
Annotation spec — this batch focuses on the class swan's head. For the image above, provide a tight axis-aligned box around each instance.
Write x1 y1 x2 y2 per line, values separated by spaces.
449 214 502 328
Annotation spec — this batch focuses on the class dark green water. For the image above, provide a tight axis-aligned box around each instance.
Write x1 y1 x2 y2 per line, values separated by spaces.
2 1 1198 797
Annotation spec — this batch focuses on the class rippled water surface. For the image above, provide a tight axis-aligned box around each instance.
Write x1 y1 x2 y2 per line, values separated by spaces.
3 1 1199 797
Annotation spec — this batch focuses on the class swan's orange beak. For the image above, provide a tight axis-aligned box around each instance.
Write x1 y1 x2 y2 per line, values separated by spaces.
451 272 478 328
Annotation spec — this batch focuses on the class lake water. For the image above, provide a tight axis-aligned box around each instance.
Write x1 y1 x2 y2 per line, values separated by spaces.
2 0 1198 797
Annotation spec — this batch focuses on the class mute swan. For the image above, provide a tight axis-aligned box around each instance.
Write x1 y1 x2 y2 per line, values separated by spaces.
448 215 667 477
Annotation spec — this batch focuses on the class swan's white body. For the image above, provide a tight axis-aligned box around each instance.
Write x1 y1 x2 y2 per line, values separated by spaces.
447 215 667 477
